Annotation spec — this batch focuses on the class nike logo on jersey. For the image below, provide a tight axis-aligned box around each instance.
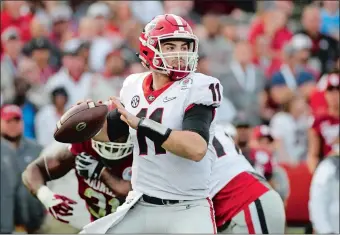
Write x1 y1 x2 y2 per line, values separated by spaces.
163 96 177 102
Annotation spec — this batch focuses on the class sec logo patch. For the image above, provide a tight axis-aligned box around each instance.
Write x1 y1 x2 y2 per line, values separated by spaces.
122 167 132 181
131 95 140 108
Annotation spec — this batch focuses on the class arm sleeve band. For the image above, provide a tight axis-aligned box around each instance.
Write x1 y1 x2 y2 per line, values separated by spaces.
182 104 214 143
106 109 130 142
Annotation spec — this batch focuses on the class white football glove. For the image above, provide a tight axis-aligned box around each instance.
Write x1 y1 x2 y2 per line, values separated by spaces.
37 186 77 224
75 152 105 179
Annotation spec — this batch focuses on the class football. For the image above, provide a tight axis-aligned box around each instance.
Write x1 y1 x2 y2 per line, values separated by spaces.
54 101 108 143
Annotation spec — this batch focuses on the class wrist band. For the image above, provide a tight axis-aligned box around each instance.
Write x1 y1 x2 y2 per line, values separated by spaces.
137 118 172 145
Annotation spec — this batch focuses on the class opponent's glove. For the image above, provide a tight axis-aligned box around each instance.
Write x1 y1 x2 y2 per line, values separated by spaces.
75 152 105 179
37 186 77 224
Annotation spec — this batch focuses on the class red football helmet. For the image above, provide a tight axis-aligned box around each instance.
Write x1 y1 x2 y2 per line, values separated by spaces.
138 14 199 81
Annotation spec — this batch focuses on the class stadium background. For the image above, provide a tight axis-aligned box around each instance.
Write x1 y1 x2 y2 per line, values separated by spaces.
0 0 339 234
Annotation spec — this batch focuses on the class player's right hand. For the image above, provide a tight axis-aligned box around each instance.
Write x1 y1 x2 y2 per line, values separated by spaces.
37 186 77 224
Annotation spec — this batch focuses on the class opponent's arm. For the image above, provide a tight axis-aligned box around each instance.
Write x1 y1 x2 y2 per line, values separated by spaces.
22 143 77 223
22 143 75 195
100 169 131 197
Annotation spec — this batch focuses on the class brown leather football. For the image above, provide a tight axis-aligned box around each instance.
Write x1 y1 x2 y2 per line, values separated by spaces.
54 101 108 143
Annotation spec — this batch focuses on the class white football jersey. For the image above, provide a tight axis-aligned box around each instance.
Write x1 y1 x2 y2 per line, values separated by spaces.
209 126 256 198
120 72 223 200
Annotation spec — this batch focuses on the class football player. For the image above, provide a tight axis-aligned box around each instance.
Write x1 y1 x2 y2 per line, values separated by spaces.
22 136 133 231
210 124 286 234
75 14 222 233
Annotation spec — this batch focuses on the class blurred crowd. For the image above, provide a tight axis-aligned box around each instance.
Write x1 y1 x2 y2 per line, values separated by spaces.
0 0 339 234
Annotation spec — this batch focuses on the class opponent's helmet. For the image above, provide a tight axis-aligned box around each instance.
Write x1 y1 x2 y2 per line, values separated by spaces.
138 14 199 81
91 135 133 161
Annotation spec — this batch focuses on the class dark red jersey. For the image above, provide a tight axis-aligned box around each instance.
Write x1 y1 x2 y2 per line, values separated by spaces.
70 140 133 221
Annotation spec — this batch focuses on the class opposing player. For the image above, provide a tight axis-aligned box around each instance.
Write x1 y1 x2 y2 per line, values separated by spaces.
73 14 222 233
22 136 133 230
210 124 286 234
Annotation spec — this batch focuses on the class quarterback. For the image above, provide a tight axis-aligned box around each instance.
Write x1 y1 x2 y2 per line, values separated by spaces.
74 14 222 233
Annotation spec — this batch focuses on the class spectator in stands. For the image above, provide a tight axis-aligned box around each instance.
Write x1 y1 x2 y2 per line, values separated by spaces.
248 7 292 74
233 117 252 159
17 58 48 108
163 1 200 25
23 37 57 84
130 1 164 25
307 74 339 173
119 19 144 66
35 87 68 147
0 104 45 233
44 39 94 108
49 4 73 48
309 151 339 234
90 50 127 101
10 77 37 140
1 27 24 78
320 1 339 41
0 1 33 43
270 95 310 165
269 39 316 106
198 12 234 78
29 16 49 39
297 5 339 75
221 41 266 126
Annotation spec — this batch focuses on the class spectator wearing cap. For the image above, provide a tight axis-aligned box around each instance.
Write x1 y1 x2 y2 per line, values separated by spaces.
269 38 316 107
320 1 339 41
22 37 58 84
221 41 266 126
1 27 24 78
35 87 68 147
0 104 45 233
270 95 310 165
307 74 340 173
49 4 73 48
296 5 339 75
45 38 95 108
268 34 320 79
0 1 33 44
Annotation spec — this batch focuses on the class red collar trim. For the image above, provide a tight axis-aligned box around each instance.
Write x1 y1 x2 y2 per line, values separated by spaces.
142 73 174 104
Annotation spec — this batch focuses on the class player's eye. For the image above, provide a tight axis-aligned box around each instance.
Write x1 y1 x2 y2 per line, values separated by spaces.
181 46 189 51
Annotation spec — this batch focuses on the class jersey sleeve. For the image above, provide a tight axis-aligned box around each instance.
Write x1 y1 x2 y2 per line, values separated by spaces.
119 72 149 105
184 75 223 110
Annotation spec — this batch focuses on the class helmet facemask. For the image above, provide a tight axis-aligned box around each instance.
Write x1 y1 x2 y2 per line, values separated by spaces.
91 136 133 161
141 33 199 80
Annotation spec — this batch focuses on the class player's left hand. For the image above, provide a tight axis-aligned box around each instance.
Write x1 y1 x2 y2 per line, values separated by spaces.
110 97 140 129
75 152 105 179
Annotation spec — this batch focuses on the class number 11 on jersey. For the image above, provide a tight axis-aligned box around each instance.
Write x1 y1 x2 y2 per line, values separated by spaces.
136 108 166 155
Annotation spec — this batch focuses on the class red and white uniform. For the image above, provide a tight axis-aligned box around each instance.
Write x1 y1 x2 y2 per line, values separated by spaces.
70 140 133 222
311 114 340 157
120 72 222 200
210 128 285 233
